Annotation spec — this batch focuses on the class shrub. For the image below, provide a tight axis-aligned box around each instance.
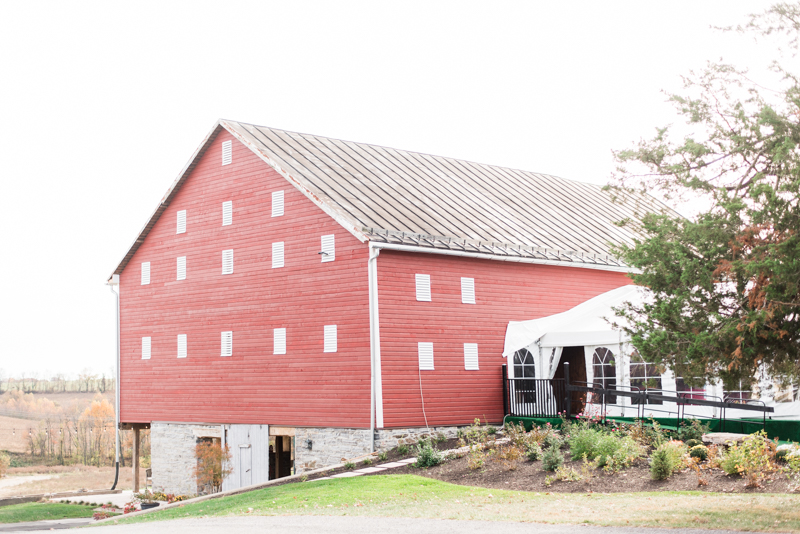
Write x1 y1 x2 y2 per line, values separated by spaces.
467 448 486 470
194 441 233 494
677 419 710 443
504 421 529 450
568 427 604 460
362 457 372 466
542 433 564 450
594 434 642 470
544 465 582 486
785 454 800 492
378 451 388 461
495 444 523 471
525 442 543 462
414 439 443 468
487 426 497 435
460 419 490 448
396 444 409 456
776 449 790 462
685 439 701 448
650 441 686 480
689 445 709 461
541 446 564 472
720 431 776 487
344 461 356 470
0 452 9 478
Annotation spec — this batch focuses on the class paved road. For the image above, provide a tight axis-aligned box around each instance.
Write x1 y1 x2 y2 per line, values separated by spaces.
17 515 767 534
0 517 91 532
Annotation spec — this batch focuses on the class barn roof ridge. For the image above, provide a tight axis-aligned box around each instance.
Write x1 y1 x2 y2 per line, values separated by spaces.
109 119 668 280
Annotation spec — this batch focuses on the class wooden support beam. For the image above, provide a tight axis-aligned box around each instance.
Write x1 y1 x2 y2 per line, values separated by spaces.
132 427 140 493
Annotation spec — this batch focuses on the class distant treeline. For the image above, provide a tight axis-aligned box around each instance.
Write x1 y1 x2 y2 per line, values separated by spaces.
0 373 115 394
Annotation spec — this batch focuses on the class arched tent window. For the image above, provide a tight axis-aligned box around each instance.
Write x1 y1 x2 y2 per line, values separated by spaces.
592 347 616 404
630 351 663 405
513 348 536 403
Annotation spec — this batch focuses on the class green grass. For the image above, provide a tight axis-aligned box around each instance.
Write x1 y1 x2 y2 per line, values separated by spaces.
0 502 95 524
98 474 800 531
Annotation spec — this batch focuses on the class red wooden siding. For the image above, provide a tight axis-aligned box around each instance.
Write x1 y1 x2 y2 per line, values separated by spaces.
119 130 371 427
377 250 632 428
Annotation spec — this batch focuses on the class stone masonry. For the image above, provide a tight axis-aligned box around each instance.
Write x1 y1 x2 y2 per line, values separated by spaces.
374 426 460 451
150 422 202 496
294 428 372 473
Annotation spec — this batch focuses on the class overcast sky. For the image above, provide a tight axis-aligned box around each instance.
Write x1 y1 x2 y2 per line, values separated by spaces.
0 1 776 377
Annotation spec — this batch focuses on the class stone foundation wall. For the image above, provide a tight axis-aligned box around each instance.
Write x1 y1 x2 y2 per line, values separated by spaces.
150 423 211 496
375 426 461 451
294 428 371 473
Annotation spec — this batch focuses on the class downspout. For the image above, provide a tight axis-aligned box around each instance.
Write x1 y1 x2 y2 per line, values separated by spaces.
107 275 121 490
368 245 381 453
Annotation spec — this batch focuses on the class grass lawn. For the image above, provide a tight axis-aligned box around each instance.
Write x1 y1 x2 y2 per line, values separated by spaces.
102 474 800 531
0 502 95 523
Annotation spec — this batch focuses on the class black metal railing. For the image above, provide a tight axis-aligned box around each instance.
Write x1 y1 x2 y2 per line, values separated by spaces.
502 363 775 429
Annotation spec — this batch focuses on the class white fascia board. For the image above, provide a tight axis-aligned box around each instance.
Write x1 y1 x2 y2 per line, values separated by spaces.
370 242 637 274
221 121 368 244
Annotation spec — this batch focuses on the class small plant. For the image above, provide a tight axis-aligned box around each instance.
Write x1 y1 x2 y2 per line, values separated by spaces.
785 454 800 492
495 444 523 471
542 433 564 450
544 464 583 486
525 442 543 462
689 445 709 461
685 439 702 448
378 451 388 461
504 421 529 450
344 461 356 470
396 444 410 456
487 426 497 435
362 457 373 466
300 474 308 482
194 441 233 494
467 448 485 470
414 438 443 468
459 418 490 448
541 445 564 472
434 433 448 443
677 419 710 443
650 441 686 480
720 431 776 488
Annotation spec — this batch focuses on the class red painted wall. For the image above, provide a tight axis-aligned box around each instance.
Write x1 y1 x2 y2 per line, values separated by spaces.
376 250 631 428
119 130 371 427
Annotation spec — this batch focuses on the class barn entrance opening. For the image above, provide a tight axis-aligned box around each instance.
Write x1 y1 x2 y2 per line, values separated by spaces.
552 346 586 414
268 430 294 480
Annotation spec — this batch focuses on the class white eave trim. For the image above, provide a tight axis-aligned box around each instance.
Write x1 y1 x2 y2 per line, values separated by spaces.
369 242 637 274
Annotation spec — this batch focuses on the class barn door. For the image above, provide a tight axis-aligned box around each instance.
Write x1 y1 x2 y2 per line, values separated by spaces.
221 424 269 492
239 444 252 487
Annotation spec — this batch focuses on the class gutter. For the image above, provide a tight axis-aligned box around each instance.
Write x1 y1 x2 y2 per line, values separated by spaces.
106 275 121 490
367 244 383 452
369 242 635 274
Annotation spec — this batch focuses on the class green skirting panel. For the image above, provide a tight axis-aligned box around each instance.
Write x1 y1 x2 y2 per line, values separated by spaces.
506 416 800 443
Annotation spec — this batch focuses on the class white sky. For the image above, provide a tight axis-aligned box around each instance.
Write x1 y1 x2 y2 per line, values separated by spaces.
0 1 776 377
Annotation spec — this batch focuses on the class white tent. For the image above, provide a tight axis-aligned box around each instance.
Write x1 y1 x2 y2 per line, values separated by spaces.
503 285 646 356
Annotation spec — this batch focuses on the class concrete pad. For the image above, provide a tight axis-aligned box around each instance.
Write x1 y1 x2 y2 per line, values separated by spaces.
353 467 387 474
330 472 363 478
396 458 417 464
311 477 332 480
376 461 407 468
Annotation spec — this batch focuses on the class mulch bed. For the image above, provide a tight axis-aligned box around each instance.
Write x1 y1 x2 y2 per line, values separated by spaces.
379 440 798 494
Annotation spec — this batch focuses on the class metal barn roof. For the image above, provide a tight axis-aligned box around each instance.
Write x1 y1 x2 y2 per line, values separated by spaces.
110 119 670 279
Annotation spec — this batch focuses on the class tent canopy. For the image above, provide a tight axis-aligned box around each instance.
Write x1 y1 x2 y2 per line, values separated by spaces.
502 285 649 357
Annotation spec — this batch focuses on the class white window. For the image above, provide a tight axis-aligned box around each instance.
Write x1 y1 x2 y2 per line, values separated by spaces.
222 249 233 275
274 328 286 355
323 325 337 353
177 334 187 359
177 256 186 280
415 274 431 302
320 234 335 262
222 140 232 166
141 262 150 285
272 190 284 217
418 342 434 370
221 331 233 357
272 242 284 268
176 210 186 234
464 343 479 370
461 277 476 304
141 337 151 360
222 201 232 226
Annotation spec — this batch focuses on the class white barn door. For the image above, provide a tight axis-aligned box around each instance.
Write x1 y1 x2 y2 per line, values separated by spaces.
222 424 269 492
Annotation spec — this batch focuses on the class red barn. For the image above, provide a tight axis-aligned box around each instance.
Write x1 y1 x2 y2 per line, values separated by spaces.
109 119 655 494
